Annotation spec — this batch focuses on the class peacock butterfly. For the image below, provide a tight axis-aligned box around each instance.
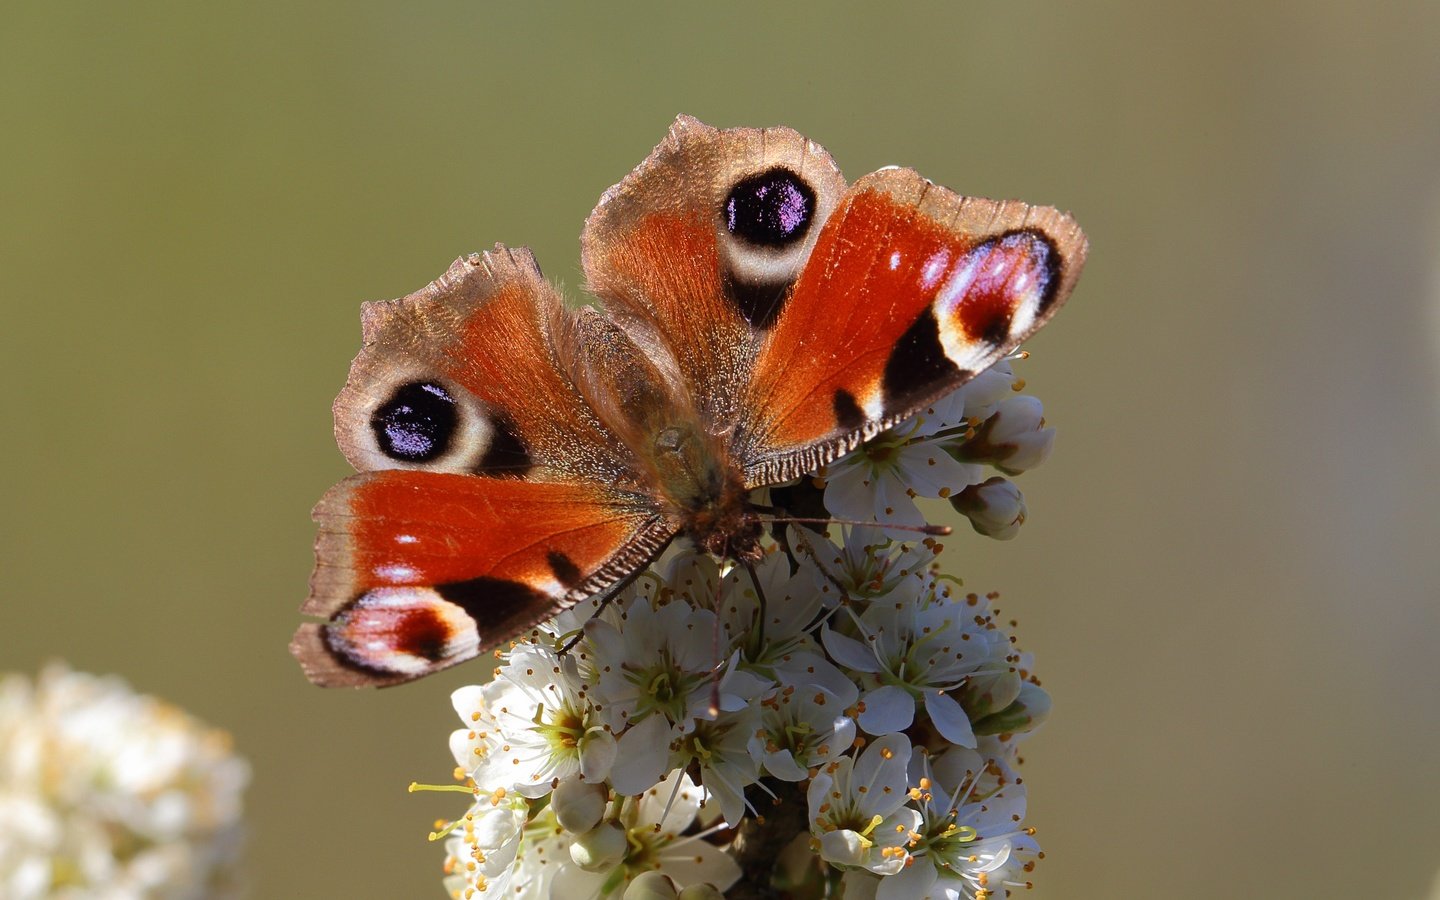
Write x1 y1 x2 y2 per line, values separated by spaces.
291 115 1088 687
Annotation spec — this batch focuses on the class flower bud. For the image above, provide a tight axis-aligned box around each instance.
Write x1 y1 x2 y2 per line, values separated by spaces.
957 659 1022 721
624 871 679 900
677 884 726 900
972 681 1053 736
951 476 1027 540
551 779 607 834
570 821 628 872
954 395 1055 474
954 358 1017 419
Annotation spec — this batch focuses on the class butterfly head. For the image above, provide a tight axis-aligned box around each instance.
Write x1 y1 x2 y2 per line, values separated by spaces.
684 492 765 564
651 424 765 563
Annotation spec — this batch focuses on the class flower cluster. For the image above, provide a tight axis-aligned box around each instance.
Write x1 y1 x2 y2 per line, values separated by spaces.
0 664 250 899
436 357 1054 899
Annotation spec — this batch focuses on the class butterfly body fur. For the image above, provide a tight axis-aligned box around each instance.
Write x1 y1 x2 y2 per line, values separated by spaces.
291 115 1087 688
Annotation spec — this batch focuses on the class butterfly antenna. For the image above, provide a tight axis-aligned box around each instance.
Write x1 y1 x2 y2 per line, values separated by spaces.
707 558 728 718
742 559 768 650
766 514 951 537
556 556 661 655
782 520 855 604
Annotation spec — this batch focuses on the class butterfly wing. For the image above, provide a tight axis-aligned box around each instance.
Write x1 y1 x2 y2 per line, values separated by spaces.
292 471 670 687
736 167 1088 483
297 247 674 687
580 115 849 429
333 245 634 483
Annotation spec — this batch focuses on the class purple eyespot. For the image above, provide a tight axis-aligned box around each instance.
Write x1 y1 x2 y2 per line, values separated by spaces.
724 168 815 247
371 381 456 462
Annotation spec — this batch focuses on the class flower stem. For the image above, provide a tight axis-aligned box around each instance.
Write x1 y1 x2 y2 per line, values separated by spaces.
727 780 810 900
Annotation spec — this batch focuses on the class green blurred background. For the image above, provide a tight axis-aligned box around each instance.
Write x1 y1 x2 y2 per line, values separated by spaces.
4 2 1438 897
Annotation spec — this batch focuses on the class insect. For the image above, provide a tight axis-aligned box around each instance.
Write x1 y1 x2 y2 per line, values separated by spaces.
291 115 1087 687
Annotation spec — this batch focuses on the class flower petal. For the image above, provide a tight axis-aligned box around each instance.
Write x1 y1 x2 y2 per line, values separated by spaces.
857 685 915 736
821 627 882 673
876 860 937 900
923 690 976 748
609 715 673 795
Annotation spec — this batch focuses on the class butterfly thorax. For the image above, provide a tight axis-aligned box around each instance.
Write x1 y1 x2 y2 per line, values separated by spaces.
651 423 764 563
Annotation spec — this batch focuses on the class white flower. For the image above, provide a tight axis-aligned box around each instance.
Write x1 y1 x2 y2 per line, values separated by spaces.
714 549 826 666
807 733 921 877
822 420 983 536
443 794 528 897
889 747 1039 899
823 577 1022 749
578 563 766 823
950 594 1030 729
444 805 570 899
608 705 762 827
750 673 858 781
710 549 855 697
587 588 758 735
947 357 1021 422
552 779 608 834
449 683 501 779
0 664 248 900
465 644 616 797
806 525 939 604
552 770 739 899
820 361 1031 537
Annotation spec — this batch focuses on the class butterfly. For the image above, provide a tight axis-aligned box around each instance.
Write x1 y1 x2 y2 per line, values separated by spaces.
291 115 1087 687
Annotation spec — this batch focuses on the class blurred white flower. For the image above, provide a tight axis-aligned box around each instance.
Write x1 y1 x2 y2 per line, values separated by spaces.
0 664 249 900
442 795 528 897
443 804 568 899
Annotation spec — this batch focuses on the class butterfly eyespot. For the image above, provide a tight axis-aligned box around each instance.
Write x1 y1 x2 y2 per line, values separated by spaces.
324 587 480 676
371 381 457 462
724 167 816 247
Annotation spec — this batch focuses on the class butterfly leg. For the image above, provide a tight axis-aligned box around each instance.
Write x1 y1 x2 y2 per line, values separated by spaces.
557 561 657 655
740 560 770 650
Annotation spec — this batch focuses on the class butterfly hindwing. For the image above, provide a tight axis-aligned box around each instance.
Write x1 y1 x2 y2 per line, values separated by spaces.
292 471 671 687
737 167 1088 483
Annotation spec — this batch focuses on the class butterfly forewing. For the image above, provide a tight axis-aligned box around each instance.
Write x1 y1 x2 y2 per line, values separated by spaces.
334 246 631 483
580 115 848 431
737 167 1088 484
